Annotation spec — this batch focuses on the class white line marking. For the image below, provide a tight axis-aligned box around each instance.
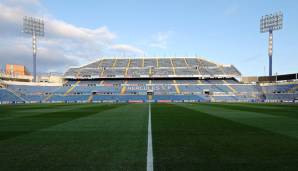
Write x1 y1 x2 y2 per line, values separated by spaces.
147 102 153 171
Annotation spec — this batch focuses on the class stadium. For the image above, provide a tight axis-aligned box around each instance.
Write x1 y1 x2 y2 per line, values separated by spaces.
1 1 298 171
1 57 298 104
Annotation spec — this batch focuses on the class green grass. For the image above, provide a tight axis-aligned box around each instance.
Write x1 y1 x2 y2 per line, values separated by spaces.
0 103 148 170
1 102 298 170
152 103 298 171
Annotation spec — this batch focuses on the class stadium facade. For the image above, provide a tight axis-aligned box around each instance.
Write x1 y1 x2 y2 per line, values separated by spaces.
0 57 298 104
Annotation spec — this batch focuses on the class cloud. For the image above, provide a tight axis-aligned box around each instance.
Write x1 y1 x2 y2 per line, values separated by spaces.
0 0 142 73
149 31 172 49
110 44 144 55
46 19 116 43
0 39 78 73
4 0 41 6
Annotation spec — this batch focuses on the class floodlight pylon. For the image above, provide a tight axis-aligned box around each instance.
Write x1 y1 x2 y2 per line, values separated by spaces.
23 16 44 82
260 12 283 76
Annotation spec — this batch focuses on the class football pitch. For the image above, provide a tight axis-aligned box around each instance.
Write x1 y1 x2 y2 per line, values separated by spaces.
0 103 298 170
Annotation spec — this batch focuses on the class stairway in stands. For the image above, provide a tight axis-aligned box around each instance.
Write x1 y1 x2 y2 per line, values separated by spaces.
64 81 81 96
4 88 27 102
223 80 237 93
288 85 298 93
88 93 94 103
121 80 128 95
173 80 181 94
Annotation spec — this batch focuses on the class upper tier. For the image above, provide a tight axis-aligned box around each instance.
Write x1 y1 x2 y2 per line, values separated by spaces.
64 57 241 79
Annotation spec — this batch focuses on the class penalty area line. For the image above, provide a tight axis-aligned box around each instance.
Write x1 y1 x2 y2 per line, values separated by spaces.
147 102 153 171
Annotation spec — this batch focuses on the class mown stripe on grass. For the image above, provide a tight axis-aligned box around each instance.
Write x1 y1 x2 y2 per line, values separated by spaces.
206 103 298 119
0 103 72 114
0 104 125 141
178 103 298 139
0 104 97 121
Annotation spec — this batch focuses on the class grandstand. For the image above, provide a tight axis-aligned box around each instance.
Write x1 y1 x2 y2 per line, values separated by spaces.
1 57 298 104
64 57 240 78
